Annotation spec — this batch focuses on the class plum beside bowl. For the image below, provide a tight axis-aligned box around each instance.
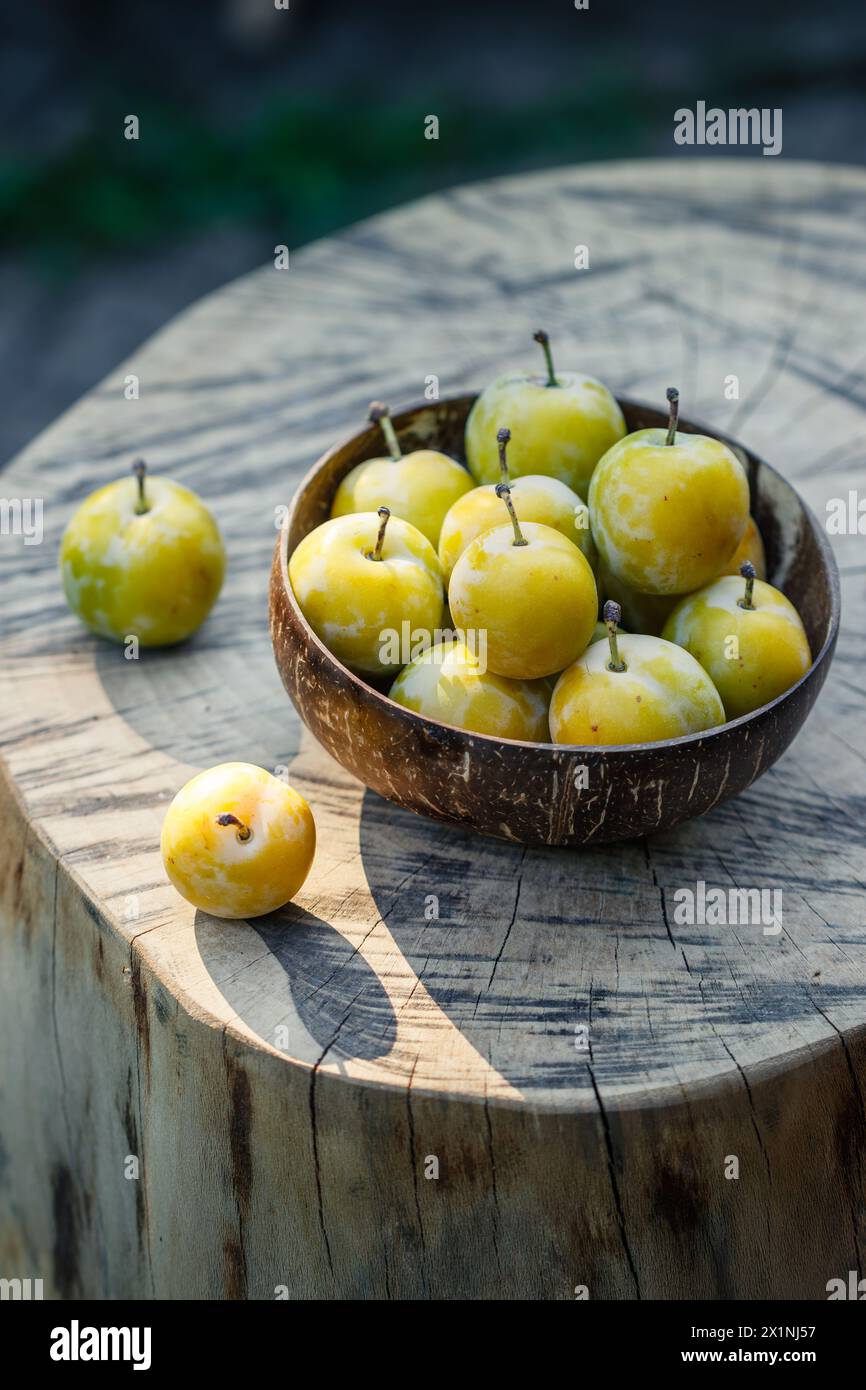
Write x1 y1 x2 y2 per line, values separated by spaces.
269 395 840 847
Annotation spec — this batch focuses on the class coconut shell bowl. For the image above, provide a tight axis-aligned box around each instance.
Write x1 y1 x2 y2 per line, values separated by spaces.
269 395 840 847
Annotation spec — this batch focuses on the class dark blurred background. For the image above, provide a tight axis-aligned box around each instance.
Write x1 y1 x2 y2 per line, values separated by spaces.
2 0 865 465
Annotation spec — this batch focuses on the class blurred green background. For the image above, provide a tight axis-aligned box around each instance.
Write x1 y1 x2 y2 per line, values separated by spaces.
1 0 864 461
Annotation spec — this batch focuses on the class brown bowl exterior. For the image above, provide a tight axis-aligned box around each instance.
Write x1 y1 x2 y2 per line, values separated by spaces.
269 396 840 847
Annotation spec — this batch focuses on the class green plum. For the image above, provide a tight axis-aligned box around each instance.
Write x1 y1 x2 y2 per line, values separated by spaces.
597 563 677 637
60 459 225 646
588 617 627 644
662 562 811 719
332 402 472 548
465 331 625 500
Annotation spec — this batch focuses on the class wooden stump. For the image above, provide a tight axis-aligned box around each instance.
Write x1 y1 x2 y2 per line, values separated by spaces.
1 160 865 1299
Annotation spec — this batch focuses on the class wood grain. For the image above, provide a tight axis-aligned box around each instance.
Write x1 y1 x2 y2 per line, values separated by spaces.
1 159 865 1299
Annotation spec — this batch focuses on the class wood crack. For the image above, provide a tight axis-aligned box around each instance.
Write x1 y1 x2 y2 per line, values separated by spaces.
587 1064 641 1299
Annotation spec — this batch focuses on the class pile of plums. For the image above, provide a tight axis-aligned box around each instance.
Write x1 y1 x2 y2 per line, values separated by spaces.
290 332 812 747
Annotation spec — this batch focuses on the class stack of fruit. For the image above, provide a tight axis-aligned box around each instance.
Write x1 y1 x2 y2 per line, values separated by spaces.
57 332 816 919
290 332 813 747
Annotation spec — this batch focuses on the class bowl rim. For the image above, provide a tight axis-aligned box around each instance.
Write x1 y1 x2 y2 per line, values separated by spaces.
277 393 841 757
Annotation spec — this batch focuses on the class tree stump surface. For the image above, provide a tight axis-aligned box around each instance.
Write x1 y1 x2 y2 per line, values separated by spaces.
1 159 865 1300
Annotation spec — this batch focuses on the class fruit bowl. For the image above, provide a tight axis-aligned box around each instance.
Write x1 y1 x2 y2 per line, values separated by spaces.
269 395 840 847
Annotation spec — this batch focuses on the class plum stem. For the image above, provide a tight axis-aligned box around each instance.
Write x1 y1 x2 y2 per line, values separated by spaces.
497 427 512 486
739 560 756 610
603 599 627 672
665 387 679 446
495 482 528 547
368 401 402 460
533 330 559 388
216 812 252 843
371 506 391 561
132 458 149 514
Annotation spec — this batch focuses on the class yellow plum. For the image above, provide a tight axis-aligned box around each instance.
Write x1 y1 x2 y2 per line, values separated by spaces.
438 427 596 581
550 602 725 746
289 507 443 677
389 638 550 740
718 515 767 580
589 388 749 595
449 482 597 680
161 763 315 919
